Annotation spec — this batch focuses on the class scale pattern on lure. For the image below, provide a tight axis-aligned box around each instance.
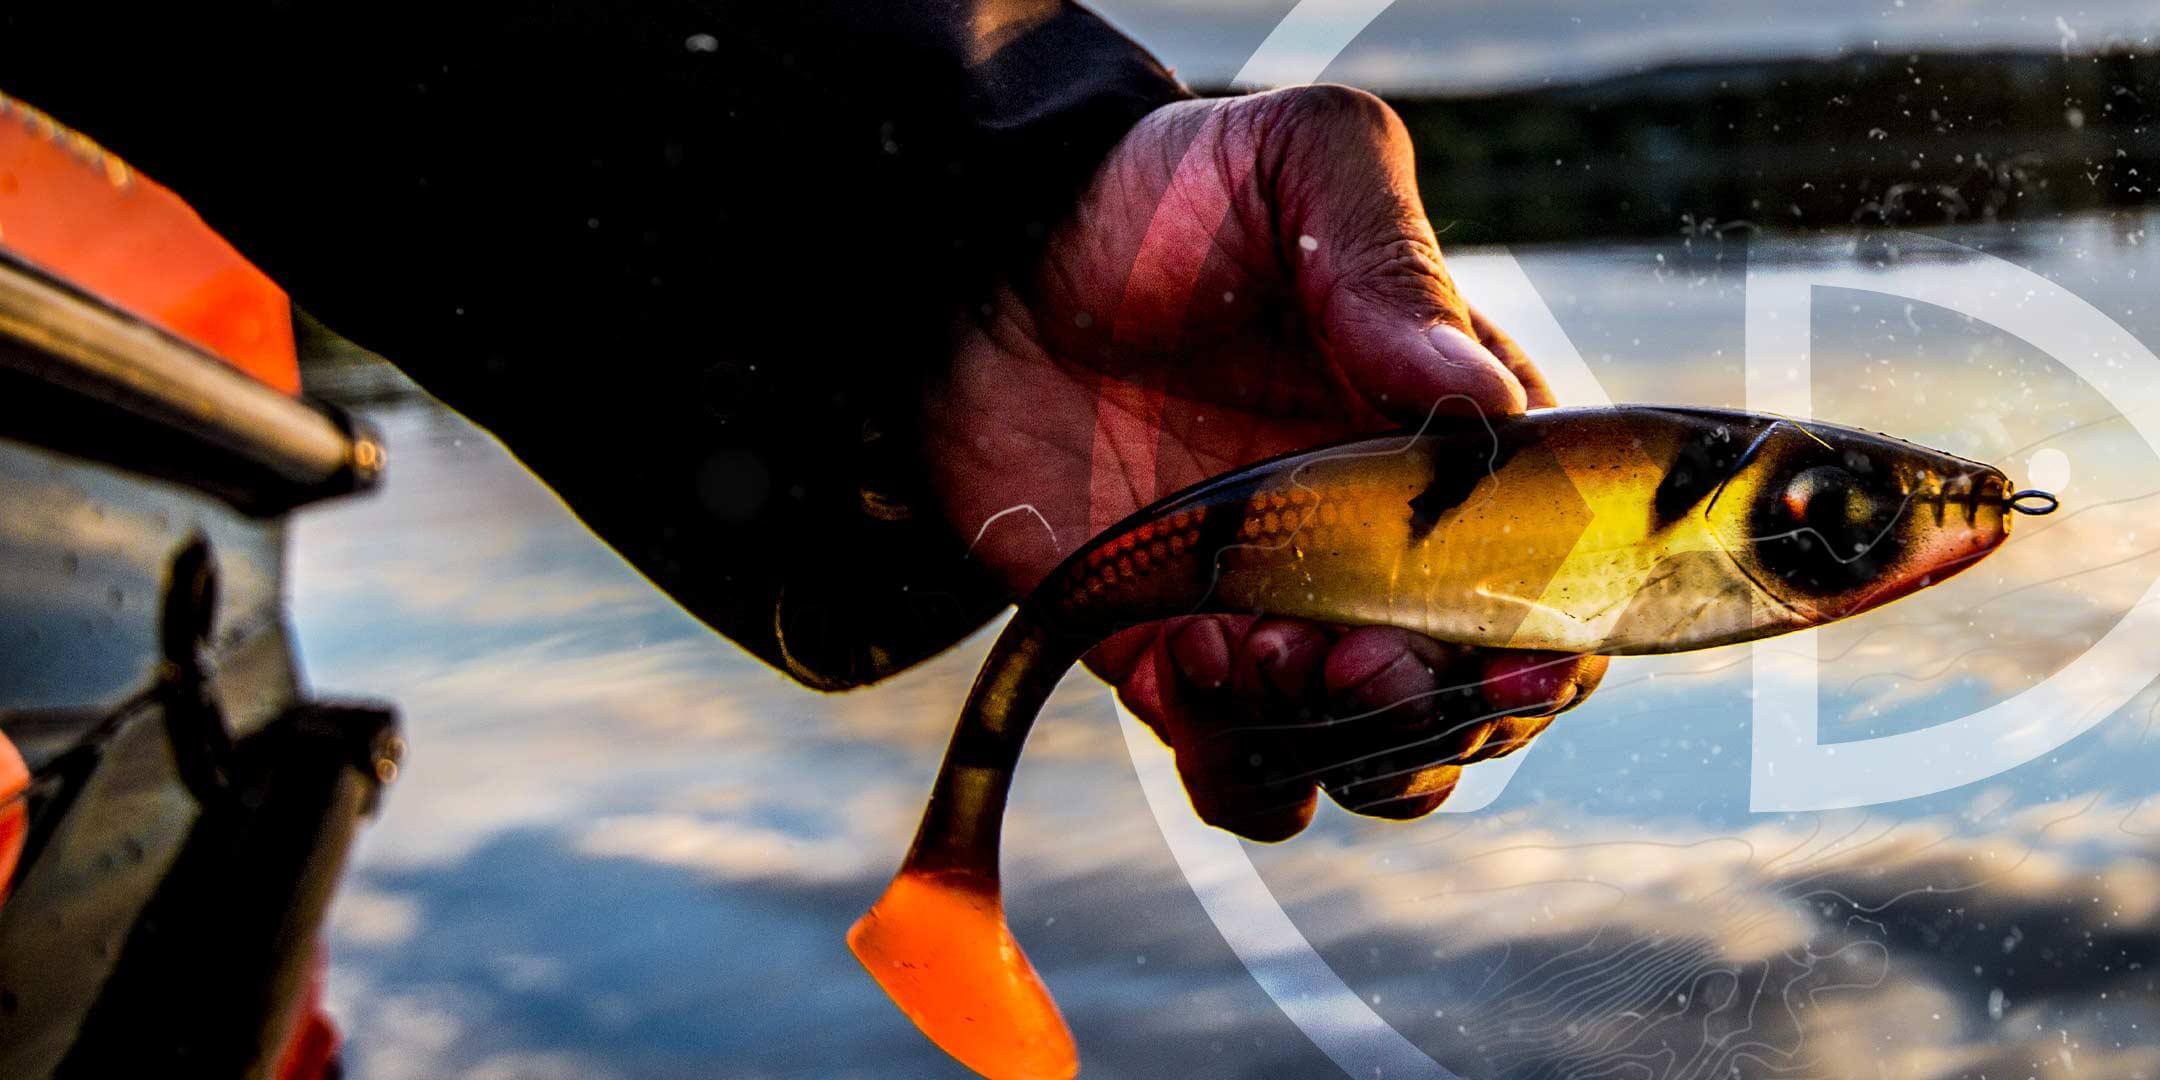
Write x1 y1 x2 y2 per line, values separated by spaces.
849 405 2053 1080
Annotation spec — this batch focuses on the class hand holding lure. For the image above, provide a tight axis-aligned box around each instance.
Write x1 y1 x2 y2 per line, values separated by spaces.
850 405 2054 1079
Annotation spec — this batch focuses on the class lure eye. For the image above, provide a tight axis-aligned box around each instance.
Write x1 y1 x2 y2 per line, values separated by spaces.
1780 466 1874 539
1751 463 1898 595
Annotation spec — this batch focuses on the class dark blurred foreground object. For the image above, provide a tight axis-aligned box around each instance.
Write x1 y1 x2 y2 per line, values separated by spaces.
0 96 395 1079
0 1 1188 692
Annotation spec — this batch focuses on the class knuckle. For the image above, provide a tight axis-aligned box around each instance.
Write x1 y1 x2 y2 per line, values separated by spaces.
1275 83 1400 136
1360 234 1443 277
1571 655 1613 699
1247 83 1415 198
1348 235 1452 308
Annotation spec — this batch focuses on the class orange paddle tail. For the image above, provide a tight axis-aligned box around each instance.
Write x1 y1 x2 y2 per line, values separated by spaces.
848 868 1077 1080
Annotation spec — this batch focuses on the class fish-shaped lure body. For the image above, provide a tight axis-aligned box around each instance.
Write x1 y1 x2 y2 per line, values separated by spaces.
851 406 2027 1079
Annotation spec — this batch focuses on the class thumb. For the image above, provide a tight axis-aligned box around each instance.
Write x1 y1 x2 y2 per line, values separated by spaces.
1254 85 1526 423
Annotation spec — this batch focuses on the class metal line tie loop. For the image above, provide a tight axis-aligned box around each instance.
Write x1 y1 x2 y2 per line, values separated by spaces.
2009 489 2060 515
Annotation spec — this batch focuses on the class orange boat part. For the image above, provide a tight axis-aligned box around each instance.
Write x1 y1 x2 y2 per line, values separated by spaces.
0 733 26 911
0 91 298 394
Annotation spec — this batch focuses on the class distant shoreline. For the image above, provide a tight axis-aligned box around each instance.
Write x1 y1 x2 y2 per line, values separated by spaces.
1204 48 2160 243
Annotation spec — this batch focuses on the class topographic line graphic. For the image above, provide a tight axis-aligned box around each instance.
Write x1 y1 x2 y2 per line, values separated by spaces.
966 503 1060 557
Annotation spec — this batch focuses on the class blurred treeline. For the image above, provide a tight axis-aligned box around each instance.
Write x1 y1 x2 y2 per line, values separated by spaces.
1250 49 2160 244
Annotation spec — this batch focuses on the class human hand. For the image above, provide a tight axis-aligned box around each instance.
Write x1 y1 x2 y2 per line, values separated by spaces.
923 86 1607 840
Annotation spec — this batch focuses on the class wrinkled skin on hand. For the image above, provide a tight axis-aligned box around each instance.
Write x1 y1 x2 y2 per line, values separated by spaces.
925 86 1608 840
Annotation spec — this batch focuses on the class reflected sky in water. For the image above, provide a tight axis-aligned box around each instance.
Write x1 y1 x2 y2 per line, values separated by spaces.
290 217 2160 1079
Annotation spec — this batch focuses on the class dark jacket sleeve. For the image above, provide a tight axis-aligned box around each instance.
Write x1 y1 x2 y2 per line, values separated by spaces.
0 2 1192 688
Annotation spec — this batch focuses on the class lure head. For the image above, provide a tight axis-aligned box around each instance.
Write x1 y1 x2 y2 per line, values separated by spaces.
1689 412 2012 630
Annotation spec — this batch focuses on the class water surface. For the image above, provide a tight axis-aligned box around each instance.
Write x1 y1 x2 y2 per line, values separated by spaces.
293 215 2160 1079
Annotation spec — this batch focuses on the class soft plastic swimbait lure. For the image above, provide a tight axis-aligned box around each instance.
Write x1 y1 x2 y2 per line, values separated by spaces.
850 405 2052 1079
